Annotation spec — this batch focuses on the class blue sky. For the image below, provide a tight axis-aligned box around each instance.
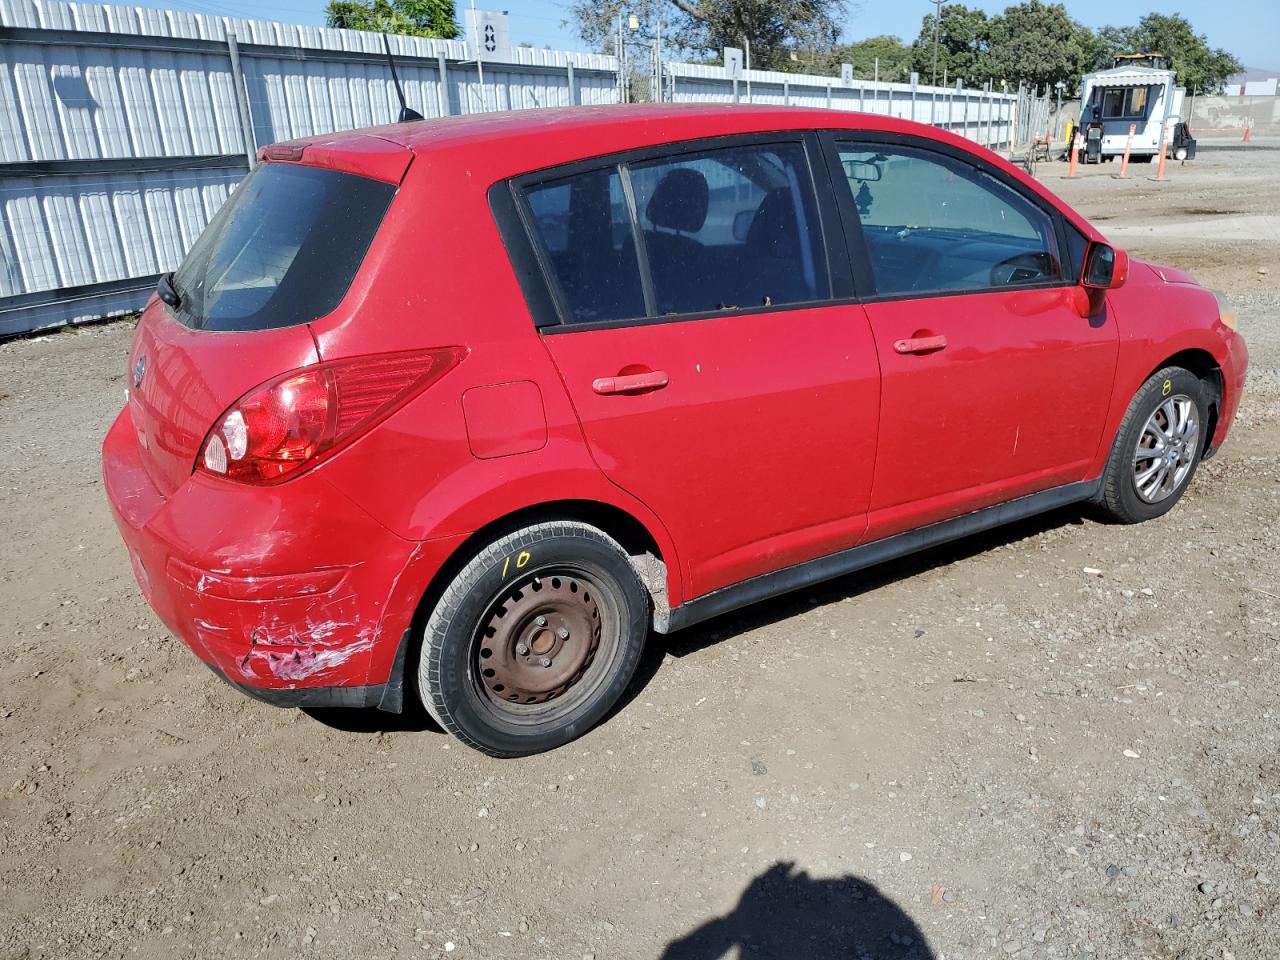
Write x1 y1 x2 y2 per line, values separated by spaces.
145 0 1280 72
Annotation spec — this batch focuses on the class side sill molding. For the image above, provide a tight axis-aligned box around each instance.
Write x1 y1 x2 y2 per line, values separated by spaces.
665 480 1100 633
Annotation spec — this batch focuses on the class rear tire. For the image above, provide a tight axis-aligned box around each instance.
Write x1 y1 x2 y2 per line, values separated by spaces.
417 521 648 757
1097 367 1207 524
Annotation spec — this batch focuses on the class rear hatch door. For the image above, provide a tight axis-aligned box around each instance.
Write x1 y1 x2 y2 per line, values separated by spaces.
126 145 407 497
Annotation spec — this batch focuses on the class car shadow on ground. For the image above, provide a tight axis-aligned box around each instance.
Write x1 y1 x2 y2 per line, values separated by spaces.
661 861 935 959
626 503 1091 703
304 694 440 734
309 504 1090 736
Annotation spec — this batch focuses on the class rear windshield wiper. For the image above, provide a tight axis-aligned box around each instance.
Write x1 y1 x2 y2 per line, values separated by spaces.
157 271 182 307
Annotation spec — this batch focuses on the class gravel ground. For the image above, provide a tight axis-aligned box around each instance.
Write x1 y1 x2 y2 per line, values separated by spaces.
1 139 1277 960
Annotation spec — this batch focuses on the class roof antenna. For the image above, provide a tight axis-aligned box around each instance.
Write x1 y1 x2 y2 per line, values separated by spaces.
382 32 425 122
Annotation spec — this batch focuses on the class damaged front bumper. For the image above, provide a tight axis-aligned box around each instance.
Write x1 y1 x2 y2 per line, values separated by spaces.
102 408 460 709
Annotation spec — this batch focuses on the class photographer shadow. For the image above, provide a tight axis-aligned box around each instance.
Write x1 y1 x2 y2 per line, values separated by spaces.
661 861 934 960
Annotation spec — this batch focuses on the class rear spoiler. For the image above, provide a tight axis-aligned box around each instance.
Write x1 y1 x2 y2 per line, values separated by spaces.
258 135 414 185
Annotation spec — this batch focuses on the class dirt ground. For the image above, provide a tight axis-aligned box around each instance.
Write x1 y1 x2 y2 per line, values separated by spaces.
1 138 1278 960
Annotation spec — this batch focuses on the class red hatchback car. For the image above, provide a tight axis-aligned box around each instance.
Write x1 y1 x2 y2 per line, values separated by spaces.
103 105 1247 756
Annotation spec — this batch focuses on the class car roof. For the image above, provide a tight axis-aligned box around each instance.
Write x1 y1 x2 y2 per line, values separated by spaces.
280 104 1101 241
291 104 931 177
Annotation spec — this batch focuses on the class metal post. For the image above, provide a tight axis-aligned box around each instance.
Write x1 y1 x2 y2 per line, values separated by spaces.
783 80 789 106
471 0 486 112
225 31 256 169
826 82 832 110
982 86 990 146
654 19 663 103
436 54 451 116
732 78 739 103
567 62 577 106
910 73 917 122
744 37 751 103
929 0 947 86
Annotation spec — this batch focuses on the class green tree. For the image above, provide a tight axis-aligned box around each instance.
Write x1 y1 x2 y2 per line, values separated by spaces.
909 3 990 87
325 0 459 39
981 2 1100 91
1097 13 1242 91
838 35 913 82
564 0 847 71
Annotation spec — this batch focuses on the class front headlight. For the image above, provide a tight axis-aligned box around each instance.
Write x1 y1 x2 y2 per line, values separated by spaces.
1212 290 1239 331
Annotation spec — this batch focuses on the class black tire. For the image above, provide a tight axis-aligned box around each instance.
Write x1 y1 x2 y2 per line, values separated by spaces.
1097 367 1208 524
417 521 648 757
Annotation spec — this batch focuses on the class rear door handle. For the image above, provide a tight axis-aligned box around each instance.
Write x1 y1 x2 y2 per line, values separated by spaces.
893 335 948 355
592 370 669 395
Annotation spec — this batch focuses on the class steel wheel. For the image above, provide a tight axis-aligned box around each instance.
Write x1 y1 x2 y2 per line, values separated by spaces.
472 566 620 724
1132 393 1200 503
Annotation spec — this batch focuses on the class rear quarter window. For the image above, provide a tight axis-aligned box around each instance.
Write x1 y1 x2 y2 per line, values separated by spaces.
171 163 395 332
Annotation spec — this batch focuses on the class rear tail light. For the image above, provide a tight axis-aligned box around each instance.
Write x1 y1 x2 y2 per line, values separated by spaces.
198 348 465 484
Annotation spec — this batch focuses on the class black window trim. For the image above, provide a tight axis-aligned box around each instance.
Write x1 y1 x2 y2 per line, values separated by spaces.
817 129 1080 306
495 131 854 335
488 179 562 329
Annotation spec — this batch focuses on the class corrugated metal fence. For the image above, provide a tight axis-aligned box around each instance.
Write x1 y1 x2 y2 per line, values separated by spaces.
666 62 1019 149
0 0 619 335
1 0 1054 336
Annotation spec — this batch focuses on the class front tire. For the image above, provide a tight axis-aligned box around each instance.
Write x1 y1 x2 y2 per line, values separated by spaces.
1098 367 1208 524
417 521 648 757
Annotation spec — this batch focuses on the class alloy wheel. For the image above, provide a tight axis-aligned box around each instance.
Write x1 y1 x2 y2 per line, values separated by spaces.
1132 394 1200 503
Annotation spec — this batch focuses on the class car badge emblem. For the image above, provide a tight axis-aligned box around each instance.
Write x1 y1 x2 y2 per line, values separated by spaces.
132 354 147 389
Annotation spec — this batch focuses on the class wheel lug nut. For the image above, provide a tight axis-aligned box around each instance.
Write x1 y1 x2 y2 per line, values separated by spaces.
516 643 529 656
556 627 570 640
539 656 552 667
534 615 547 627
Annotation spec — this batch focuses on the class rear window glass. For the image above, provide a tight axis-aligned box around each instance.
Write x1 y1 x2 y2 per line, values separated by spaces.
524 168 646 325
170 163 395 331
520 141 827 325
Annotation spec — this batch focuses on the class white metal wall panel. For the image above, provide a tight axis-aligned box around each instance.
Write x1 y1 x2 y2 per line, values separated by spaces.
0 0 620 333
667 62 1016 149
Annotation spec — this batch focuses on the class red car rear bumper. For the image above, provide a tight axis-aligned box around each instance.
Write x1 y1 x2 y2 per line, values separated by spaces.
102 408 460 708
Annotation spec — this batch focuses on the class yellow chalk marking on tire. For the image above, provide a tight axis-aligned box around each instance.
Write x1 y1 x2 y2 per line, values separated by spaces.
1162 379 1172 396
516 550 531 569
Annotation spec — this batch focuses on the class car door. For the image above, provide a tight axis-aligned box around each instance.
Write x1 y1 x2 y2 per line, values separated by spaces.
514 136 881 598
823 135 1119 541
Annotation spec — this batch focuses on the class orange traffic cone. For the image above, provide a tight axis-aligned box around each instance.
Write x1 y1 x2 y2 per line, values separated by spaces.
1116 123 1136 178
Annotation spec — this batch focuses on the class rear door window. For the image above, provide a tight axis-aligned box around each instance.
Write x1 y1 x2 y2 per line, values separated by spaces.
171 163 395 331
524 168 645 325
627 142 827 315
518 140 828 326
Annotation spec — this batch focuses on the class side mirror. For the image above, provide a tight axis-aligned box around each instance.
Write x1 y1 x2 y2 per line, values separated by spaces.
1082 243 1129 290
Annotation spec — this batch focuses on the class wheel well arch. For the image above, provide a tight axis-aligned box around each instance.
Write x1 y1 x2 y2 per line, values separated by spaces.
1147 348 1223 450
409 500 675 651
